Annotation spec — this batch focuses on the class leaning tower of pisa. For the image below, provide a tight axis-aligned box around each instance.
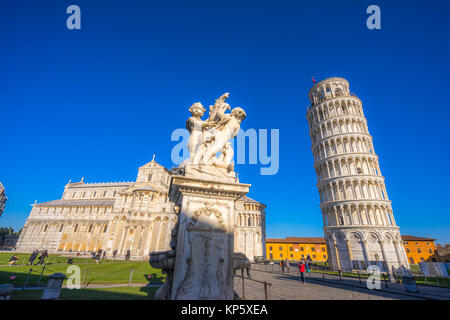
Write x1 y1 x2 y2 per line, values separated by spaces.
306 77 410 274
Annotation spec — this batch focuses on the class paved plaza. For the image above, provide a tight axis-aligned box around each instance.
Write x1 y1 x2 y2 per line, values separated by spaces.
234 269 450 300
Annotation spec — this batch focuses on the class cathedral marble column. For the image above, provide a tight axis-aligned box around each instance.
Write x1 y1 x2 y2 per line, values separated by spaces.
118 226 128 255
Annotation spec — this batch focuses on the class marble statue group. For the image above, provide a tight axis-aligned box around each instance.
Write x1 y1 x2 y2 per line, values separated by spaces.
185 93 246 172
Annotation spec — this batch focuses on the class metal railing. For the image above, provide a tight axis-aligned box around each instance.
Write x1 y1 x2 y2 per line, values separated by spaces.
234 273 272 300
250 262 392 287
251 262 450 289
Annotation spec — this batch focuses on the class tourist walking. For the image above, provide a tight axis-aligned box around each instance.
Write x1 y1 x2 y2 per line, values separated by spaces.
246 265 251 279
280 260 285 273
28 250 38 265
298 260 306 283
36 250 48 265
306 256 312 273
9 254 19 266
284 258 290 273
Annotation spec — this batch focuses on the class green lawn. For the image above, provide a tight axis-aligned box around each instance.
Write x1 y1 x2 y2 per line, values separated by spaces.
0 252 165 287
11 286 158 300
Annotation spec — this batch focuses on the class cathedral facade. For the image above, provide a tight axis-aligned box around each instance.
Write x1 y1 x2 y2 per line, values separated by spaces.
15 158 266 261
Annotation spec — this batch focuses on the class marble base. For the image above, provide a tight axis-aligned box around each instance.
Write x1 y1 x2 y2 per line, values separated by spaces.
151 173 250 300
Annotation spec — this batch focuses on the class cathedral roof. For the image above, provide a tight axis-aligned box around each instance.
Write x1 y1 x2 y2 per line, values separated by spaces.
35 199 115 207
133 185 164 193
139 155 169 171
69 182 133 188
237 195 264 206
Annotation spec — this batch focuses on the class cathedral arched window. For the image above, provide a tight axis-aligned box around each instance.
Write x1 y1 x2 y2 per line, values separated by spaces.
59 224 64 232
103 225 108 233
74 224 78 233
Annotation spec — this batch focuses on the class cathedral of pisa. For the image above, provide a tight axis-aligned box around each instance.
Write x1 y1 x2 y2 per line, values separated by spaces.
15 157 266 261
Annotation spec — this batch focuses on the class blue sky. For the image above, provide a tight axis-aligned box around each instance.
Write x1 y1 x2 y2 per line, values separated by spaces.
1 0 449 243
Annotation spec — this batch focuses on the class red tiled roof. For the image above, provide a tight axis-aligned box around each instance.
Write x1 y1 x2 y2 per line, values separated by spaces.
267 237 326 244
401 235 436 241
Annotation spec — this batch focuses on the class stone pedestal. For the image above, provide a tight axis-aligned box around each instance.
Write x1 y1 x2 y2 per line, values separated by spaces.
41 273 66 300
152 169 250 300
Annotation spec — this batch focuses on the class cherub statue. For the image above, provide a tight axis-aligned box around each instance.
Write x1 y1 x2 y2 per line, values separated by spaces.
186 93 246 173
200 107 246 167
186 102 214 163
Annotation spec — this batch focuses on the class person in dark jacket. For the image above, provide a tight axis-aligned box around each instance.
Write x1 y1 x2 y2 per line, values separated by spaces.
28 250 39 265
284 259 290 273
246 265 251 279
36 250 48 265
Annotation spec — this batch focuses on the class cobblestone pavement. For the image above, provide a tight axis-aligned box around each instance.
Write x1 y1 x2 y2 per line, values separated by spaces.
234 270 424 300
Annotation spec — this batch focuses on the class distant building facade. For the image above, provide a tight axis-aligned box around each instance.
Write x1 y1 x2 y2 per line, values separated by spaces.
433 244 450 263
0 182 6 218
266 235 442 266
15 158 266 260
306 77 409 272
266 237 328 262
402 235 437 264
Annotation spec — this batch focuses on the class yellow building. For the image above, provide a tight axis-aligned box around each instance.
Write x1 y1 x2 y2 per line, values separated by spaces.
266 235 441 266
401 235 437 265
266 237 328 262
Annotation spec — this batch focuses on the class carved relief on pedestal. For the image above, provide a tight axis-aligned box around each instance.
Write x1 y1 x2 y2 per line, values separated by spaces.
175 202 230 299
